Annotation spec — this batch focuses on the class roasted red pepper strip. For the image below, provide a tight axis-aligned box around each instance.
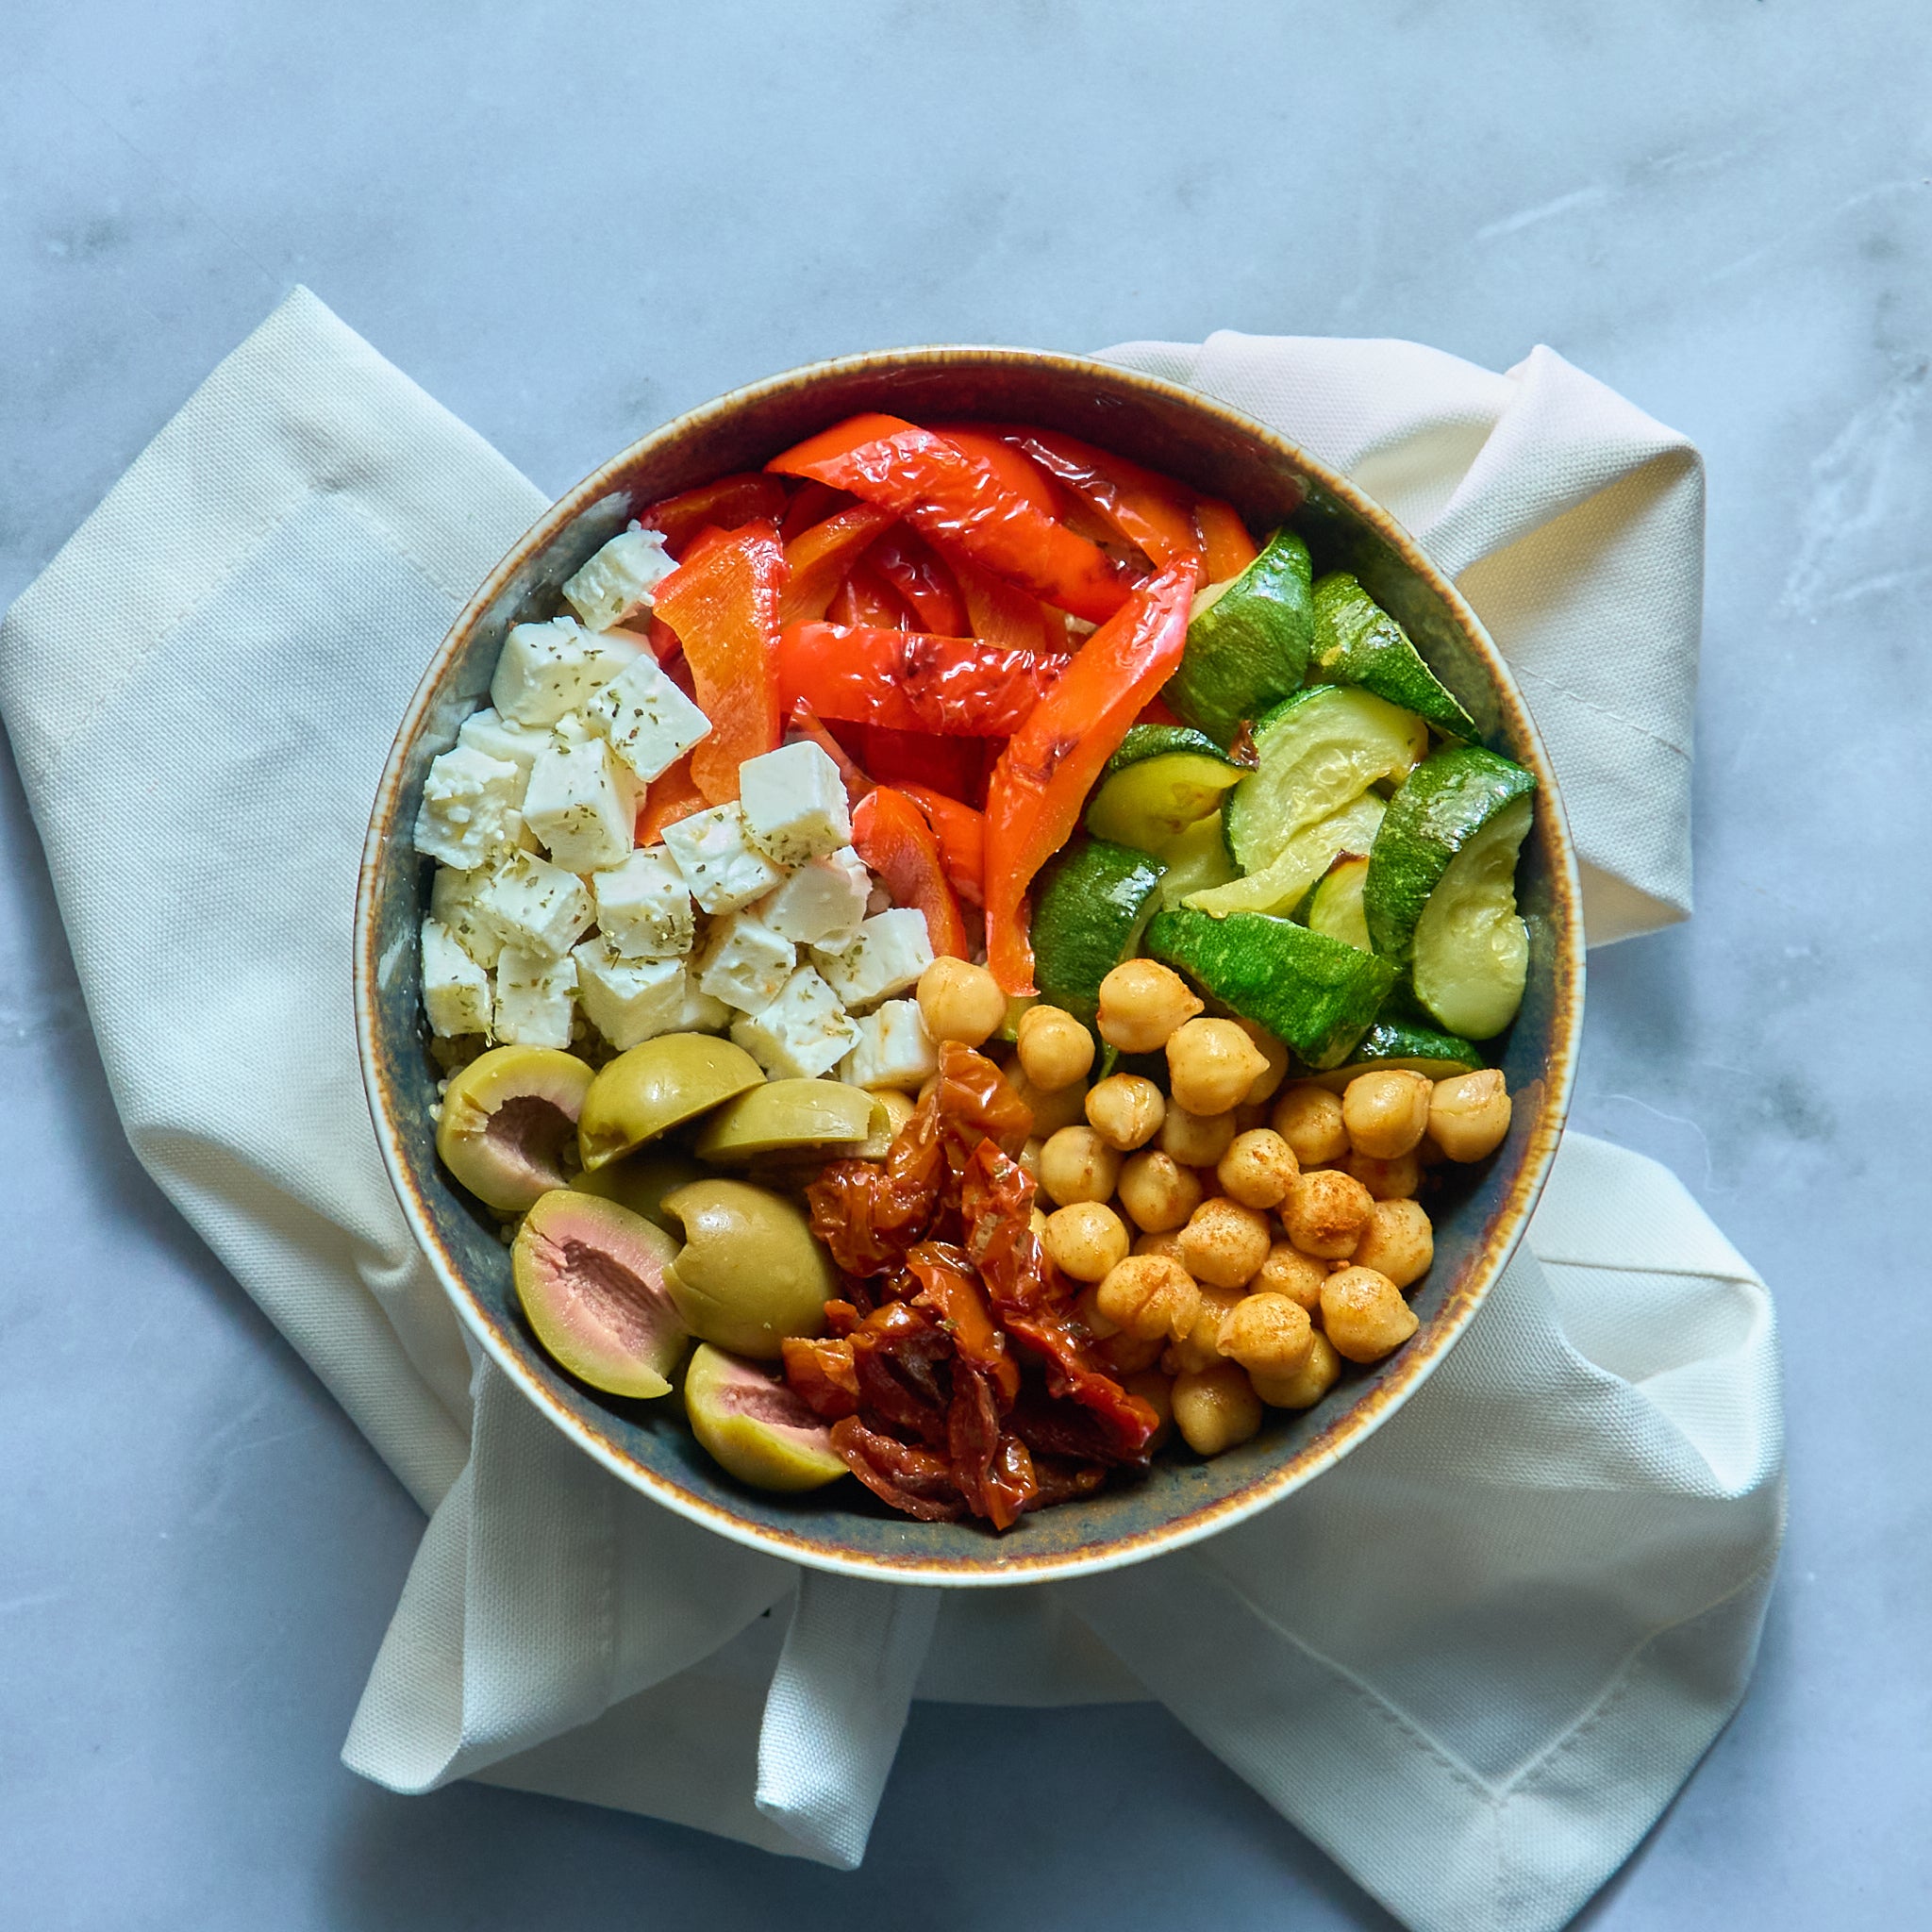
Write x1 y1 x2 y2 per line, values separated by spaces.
982 558 1200 991
925 424 1061 517
779 504 896 625
634 750 708 843
1192 497 1259 580
828 558 910 628
651 520 788 804
847 725 987 806
896 783 985 908
768 413 1132 624
951 552 1052 655
638 474 789 555
780 480 852 542
988 426 1204 570
853 786 971 959
775 622 1062 737
865 525 969 635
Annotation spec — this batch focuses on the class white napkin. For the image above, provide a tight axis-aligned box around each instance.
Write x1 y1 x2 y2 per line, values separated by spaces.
0 291 1780 1932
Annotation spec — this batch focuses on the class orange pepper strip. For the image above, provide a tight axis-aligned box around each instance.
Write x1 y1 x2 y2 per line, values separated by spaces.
852 786 972 959
987 426 1204 570
780 504 896 624
897 783 986 908
1193 498 1259 581
635 751 708 843
983 558 1200 992
768 413 1131 625
867 525 969 635
637 474 789 556
780 480 851 541
651 519 788 805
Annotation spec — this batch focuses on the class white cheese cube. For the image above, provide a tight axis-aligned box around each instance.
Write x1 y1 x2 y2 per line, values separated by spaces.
572 943 689 1051
421 919 493 1037
592 847 694 958
695 911 796 1015
840 998 938 1091
493 946 577 1048
676 981 735 1034
757 845 871 949
457 708 550 801
737 741 853 866
475 851 594 958
562 525 677 631
522 735 634 872
585 653 712 783
490 617 645 727
810 908 935 1010
413 744 523 870
731 967 861 1080
661 804 787 914
429 865 505 969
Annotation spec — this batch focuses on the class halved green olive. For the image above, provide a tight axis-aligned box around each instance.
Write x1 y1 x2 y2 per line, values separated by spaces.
437 1044 594 1212
577 1033 764 1172
659 1178 833 1358
682 1343 847 1491
693 1079 877 1162
572 1147 707 1236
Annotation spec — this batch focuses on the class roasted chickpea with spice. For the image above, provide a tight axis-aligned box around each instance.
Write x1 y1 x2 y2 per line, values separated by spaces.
1429 1069 1513 1162
1271 1082 1351 1167
1321 1264 1421 1363
1178 1196 1274 1290
1038 1125 1123 1207
1171 1361 1264 1456
1341 1069 1434 1159
1343 1148 1421 1200
915 958 1007 1047
1095 958 1203 1054
1167 1281 1243 1374
1252 1241 1329 1313
1117 1149 1205 1232
1158 1104 1238 1169
1016 1004 1096 1092
1133 1228 1188 1263
1042 1200 1130 1282
1217 1291 1316 1378
1084 1073 1165 1152
1237 1021 1291 1105
1282 1167 1375 1259
1216 1127 1299 1209
1351 1197 1435 1289
1249 1330 1343 1409
1007 1064 1090 1138
1094 1253 1202 1341
1166 1018 1270 1117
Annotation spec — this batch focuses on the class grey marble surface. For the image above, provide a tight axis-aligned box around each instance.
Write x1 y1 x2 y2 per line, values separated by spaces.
2 2 1926 1926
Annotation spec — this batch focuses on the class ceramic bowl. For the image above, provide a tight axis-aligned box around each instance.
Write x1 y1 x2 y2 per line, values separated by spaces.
355 347 1584 1587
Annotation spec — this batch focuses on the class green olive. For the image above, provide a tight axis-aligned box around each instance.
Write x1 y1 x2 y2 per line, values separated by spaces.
571 1147 707 1235
577 1033 764 1172
659 1178 833 1358
692 1079 875 1161
437 1044 595 1212
682 1343 847 1491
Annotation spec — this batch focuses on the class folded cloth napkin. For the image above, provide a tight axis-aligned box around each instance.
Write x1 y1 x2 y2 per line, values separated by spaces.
0 290 1781 1932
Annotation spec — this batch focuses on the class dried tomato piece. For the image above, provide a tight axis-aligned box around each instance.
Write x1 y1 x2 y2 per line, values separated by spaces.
961 1139 1059 1314
1026 1455 1108 1510
934 1040 1033 1165
947 1366 1037 1530
851 1301 953 1447
907 1241 1020 1405
808 1094 946 1275
831 1417 966 1521
782 1336 860 1420
1006 1310 1160 1466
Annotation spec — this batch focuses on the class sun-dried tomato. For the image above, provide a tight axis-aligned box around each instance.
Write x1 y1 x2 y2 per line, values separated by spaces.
831 1417 966 1521
946 1365 1037 1529
807 1076 949 1274
960 1139 1059 1314
850 1301 953 1447
1006 1309 1160 1466
1026 1455 1108 1510
933 1040 1033 1167
781 1336 860 1420
907 1241 1020 1405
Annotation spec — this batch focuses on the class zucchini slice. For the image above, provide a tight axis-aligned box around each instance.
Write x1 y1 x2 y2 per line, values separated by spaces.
1085 725 1245 855
1305 853 1372 951
1165 527 1313 745
1031 838 1168 1026
1311 572 1477 739
1409 792 1534 1040
1188 791 1385 921
1307 1020 1485 1091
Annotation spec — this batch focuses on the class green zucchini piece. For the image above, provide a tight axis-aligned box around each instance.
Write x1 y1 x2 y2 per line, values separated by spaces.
1311 572 1478 739
1085 725 1246 853
1143 907 1396 1070
1306 854 1372 951
1410 793 1534 1039
1187 791 1386 921
1307 1020 1485 1091
1165 527 1313 745
1031 838 1168 1026
1154 809 1237 908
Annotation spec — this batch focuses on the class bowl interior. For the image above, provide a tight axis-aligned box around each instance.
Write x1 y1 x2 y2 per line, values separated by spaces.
357 348 1583 1585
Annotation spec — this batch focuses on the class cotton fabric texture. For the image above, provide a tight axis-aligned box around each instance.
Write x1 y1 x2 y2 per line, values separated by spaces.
0 290 1780 1932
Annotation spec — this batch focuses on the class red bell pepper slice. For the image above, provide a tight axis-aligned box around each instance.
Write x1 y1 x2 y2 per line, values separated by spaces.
987 427 1203 570
865 525 969 636
768 413 1132 625
925 425 1061 518
775 623 1062 737
651 519 788 804
983 558 1200 991
637 474 789 556
952 553 1052 655
853 786 971 959
635 750 708 843
779 480 852 542
829 558 911 628
1192 497 1258 580
779 504 896 624
897 783 985 908
851 725 988 806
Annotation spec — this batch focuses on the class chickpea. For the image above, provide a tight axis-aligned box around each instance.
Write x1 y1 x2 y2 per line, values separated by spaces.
1167 1282 1243 1374
1042 1200 1130 1283
1029 1205 1048 1239
1096 958 1203 1054
1166 1018 1269 1117
1123 1367 1175 1451
915 958 1006 1047
1102 1330 1168 1376
1008 1065 1090 1138
1320 1265 1421 1363
1429 1069 1513 1162
1094 1254 1201 1341
1252 1241 1329 1313
1133 1229 1187 1263
1341 1069 1433 1159
1016 1136 1044 1184
1217 1291 1316 1377
1159 1105 1237 1169
1216 1128 1299 1209
1117 1149 1205 1232
1084 1073 1165 1151
1351 1197 1434 1290
1074 1284 1119 1339
1038 1126 1123 1208
1344 1148 1421 1199
1171 1362 1264 1456
1271 1082 1351 1167
1249 1330 1343 1409
1281 1168 1374 1259
1016 1004 1096 1092
1178 1197 1274 1290
1233 1022 1288 1107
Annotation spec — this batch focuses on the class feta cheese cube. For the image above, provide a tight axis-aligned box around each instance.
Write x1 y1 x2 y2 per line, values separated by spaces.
840 998 938 1091
676 981 735 1034
661 804 787 914
731 967 861 1080
429 864 505 969
562 525 677 632
695 910 796 1014
584 653 711 783
421 919 492 1037
413 744 522 870
493 946 577 1048
522 735 634 872
475 851 594 958
457 708 550 801
737 741 854 866
810 908 934 1010
757 845 871 949
592 847 693 958
490 617 645 726
572 943 688 1050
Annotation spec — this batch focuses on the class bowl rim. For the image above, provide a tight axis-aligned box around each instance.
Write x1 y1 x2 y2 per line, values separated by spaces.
355 342 1585 1587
